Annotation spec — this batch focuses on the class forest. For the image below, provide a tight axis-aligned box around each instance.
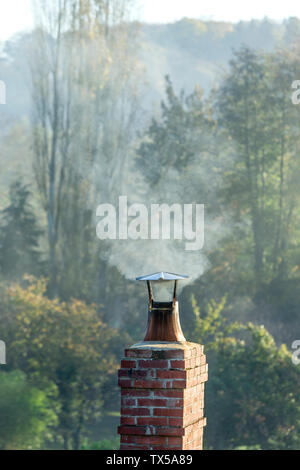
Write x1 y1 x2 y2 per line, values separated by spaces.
0 1 300 450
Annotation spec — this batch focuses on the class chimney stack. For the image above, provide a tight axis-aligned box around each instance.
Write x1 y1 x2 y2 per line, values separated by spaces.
118 272 208 450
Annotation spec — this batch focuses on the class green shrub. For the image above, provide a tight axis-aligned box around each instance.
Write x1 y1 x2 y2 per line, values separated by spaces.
0 370 57 449
80 437 120 450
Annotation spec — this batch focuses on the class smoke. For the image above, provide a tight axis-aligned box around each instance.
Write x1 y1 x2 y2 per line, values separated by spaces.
95 137 233 298
77 18 235 298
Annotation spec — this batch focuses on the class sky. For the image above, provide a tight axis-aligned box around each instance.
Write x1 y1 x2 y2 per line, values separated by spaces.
0 0 300 42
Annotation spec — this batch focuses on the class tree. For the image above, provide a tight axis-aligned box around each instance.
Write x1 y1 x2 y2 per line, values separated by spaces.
265 49 300 280
216 46 300 293
5 276 120 449
0 180 43 280
0 370 57 449
30 0 141 298
217 47 272 285
191 296 300 449
136 76 216 191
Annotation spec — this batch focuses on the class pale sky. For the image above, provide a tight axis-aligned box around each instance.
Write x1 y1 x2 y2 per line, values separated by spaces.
0 0 300 42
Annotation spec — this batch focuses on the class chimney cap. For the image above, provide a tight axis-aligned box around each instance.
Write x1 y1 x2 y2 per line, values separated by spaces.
136 272 189 282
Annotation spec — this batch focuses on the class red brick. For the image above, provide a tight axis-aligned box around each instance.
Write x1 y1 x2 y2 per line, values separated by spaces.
118 378 133 388
121 397 136 406
184 443 193 450
135 436 167 445
118 369 148 378
134 379 165 389
121 407 150 416
120 444 150 450
137 417 168 426
167 398 184 408
125 349 152 358
191 348 197 358
170 360 185 369
121 360 137 368
118 344 207 450
156 370 186 379
121 389 150 397
118 425 148 435
151 445 172 450
168 437 183 446
200 355 206 365
185 404 193 414
138 360 169 369
138 398 167 407
197 373 208 384
121 417 135 425
190 358 196 368
155 427 185 436
163 350 185 359
169 417 183 427
154 390 183 398
153 408 183 417
195 355 206 367
120 435 135 443
170 379 186 388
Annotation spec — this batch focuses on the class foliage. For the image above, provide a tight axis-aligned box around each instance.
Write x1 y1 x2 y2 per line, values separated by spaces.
191 294 234 347
216 47 300 289
136 75 216 190
30 0 141 298
4 277 120 449
191 297 300 449
1 9 300 450
0 370 57 449
0 181 43 280
80 437 120 450
234 445 261 450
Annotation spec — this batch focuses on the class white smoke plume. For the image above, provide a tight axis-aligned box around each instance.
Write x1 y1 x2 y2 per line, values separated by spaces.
95 140 233 298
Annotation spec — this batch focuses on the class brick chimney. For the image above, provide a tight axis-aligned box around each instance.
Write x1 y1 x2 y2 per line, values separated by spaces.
117 273 208 451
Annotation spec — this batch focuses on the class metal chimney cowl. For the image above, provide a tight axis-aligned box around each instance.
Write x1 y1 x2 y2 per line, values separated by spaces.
136 272 187 342
117 272 208 451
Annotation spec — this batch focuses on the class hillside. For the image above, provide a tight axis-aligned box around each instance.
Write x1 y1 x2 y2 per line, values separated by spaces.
139 17 297 104
0 16 299 201
1 17 299 117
